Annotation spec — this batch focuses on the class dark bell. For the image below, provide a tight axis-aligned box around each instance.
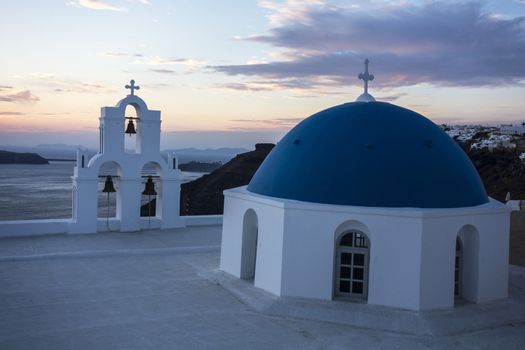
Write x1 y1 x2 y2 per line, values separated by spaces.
125 119 137 135
102 176 116 193
142 176 157 196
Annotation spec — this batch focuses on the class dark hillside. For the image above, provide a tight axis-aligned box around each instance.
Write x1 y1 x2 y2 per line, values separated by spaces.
0 150 49 164
180 143 274 215
466 148 525 201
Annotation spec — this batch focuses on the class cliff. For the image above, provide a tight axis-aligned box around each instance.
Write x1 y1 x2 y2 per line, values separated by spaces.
466 148 525 201
179 161 222 173
0 150 49 164
180 143 274 215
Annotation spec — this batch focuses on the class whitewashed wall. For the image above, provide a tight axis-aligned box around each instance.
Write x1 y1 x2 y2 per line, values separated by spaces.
220 187 511 311
220 188 285 296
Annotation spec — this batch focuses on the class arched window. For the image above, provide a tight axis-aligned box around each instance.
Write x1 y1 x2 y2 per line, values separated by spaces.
335 230 370 299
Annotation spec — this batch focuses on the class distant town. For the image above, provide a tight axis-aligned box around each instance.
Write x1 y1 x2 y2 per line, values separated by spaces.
443 122 525 161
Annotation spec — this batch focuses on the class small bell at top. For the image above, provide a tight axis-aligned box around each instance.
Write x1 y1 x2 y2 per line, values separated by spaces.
102 176 116 193
125 119 137 135
142 176 157 196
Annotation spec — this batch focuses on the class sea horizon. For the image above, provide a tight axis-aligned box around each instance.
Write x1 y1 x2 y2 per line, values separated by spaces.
0 162 207 221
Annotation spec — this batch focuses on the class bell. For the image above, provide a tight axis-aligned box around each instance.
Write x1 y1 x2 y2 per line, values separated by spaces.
142 176 157 196
102 176 116 193
125 119 137 135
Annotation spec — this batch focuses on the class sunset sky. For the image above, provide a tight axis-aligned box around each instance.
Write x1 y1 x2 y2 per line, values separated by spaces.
1 0 524 149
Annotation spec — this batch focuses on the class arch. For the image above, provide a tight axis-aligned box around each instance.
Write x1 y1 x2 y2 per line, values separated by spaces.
139 158 168 175
124 104 139 154
334 225 371 300
97 161 122 224
240 209 258 281
125 102 142 119
456 224 480 302
115 95 149 117
334 219 371 240
87 156 124 177
140 161 162 219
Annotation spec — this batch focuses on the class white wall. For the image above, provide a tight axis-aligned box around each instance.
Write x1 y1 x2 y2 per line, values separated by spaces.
280 205 423 310
474 212 510 302
252 202 285 295
220 187 511 311
220 188 285 296
420 206 510 309
419 218 458 310
367 217 422 310
0 219 69 238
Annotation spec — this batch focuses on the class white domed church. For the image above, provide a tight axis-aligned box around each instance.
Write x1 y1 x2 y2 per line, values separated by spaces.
220 60 511 311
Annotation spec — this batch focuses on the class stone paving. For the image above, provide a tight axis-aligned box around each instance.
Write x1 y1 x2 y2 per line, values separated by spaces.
0 226 524 349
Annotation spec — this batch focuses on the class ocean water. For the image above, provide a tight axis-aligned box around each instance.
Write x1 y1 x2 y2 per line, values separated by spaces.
0 162 206 221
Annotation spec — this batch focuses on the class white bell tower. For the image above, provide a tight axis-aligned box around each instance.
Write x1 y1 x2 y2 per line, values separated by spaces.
69 80 184 234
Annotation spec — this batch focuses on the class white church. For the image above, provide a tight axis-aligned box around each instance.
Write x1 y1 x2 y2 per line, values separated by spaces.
219 60 511 311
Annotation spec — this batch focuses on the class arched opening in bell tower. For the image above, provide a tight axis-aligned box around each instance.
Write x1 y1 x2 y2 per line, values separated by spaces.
97 161 122 230
140 162 162 222
124 104 140 154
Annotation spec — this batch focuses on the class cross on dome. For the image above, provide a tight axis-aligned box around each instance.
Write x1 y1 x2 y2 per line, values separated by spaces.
356 59 376 102
359 59 374 94
125 79 140 96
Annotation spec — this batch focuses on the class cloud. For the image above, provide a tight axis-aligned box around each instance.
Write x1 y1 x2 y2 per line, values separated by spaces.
213 1 525 88
141 82 170 89
32 73 115 93
0 111 25 116
218 78 315 92
218 83 271 92
214 77 347 96
134 56 206 67
0 85 13 91
376 92 407 102
230 117 303 128
38 112 73 116
150 69 177 74
98 52 143 58
0 88 40 103
31 73 55 79
257 0 327 27
65 0 127 12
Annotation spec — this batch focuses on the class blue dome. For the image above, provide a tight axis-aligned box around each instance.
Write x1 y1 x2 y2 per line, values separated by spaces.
247 102 488 208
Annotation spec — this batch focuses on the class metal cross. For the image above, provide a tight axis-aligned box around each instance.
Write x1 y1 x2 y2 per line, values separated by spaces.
358 59 374 94
125 79 140 96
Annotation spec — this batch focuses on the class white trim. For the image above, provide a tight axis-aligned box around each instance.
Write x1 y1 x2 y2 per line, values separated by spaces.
224 187 510 219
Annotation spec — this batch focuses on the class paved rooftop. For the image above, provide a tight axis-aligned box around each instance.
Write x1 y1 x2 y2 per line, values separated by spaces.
1 226 524 349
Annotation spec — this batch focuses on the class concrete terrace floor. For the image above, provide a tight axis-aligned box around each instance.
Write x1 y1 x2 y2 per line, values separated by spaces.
0 226 524 349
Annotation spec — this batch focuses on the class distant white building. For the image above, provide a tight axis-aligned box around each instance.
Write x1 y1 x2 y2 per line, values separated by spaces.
69 80 184 234
220 61 511 311
500 123 525 136
470 134 515 150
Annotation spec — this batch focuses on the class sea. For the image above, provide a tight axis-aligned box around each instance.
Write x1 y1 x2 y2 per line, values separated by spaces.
0 162 207 221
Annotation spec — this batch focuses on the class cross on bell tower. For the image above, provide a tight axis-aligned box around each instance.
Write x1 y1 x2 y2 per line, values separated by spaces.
125 79 140 96
356 58 376 102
